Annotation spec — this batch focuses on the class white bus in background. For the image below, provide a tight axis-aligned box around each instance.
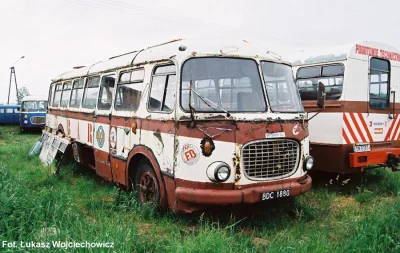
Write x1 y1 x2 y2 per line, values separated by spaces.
292 41 400 174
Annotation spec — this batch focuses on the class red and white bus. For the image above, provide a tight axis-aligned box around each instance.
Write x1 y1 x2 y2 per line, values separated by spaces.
292 41 400 174
42 38 314 212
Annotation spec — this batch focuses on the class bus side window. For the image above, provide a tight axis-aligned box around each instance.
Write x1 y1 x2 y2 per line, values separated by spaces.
70 78 85 108
115 69 145 111
52 83 62 107
296 65 344 101
82 76 100 109
149 64 176 112
48 85 54 107
369 58 390 110
98 74 116 110
60 81 72 107
0 109 4 113
5 108 13 113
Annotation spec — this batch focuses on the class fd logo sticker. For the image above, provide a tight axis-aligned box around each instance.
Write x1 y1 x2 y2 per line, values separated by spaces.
96 126 105 148
181 144 200 165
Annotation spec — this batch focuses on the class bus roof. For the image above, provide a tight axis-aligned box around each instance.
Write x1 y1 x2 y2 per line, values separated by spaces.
52 38 291 83
291 41 400 66
21 95 47 102
0 104 20 108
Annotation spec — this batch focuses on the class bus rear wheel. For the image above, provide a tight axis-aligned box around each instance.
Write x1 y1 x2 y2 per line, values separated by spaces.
135 162 160 207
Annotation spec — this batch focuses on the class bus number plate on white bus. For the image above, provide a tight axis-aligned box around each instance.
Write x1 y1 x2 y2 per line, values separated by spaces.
353 144 371 153
261 190 290 200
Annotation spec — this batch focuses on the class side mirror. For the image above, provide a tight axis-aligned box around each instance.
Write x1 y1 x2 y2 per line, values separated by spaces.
317 82 326 109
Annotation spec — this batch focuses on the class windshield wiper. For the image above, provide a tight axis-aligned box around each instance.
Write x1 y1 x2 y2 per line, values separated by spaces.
186 82 231 117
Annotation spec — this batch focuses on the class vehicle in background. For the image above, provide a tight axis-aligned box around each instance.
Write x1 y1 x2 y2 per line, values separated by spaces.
41 38 314 213
0 104 21 124
20 95 48 132
292 41 400 173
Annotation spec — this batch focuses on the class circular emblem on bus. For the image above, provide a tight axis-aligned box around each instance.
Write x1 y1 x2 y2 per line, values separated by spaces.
181 143 200 165
110 127 117 148
96 126 105 148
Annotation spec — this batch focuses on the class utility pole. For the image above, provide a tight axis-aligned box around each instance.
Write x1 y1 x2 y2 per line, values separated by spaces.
7 56 25 105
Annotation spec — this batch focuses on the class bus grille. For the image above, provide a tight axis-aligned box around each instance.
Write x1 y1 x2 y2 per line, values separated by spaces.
241 139 299 180
30 116 46 125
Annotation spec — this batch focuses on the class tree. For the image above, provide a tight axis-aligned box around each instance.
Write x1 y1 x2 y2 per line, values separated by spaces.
17 87 30 104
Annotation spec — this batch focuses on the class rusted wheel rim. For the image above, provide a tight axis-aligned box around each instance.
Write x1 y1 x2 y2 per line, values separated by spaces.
138 171 157 204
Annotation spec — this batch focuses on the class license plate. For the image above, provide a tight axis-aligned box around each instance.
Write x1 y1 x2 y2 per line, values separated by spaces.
353 144 371 153
261 189 290 200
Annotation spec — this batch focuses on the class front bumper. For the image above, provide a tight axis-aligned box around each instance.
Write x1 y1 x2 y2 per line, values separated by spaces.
349 148 400 167
175 175 312 205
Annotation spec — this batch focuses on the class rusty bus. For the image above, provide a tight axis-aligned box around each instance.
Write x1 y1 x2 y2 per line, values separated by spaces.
42 38 315 212
292 41 400 174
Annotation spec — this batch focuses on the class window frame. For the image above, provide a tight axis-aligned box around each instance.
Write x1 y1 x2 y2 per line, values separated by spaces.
48 84 55 108
147 63 177 114
179 57 267 113
69 78 85 108
369 57 390 110
114 68 145 111
52 83 63 107
296 63 345 101
82 75 101 109
97 73 116 111
60 81 72 108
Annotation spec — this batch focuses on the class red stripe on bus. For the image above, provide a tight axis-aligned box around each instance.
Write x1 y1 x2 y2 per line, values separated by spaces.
343 113 359 143
384 114 398 141
357 113 373 142
342 128 351 144
349 113 367 143
393 116 400 140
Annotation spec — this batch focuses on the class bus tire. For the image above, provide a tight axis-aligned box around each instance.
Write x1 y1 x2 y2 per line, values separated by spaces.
135 161 160 207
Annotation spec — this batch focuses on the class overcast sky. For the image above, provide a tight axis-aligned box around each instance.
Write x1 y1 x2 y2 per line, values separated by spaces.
0 0 399 103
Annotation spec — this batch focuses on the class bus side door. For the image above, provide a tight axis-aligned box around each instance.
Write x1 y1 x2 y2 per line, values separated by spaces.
109 68 145 185
93 73 116 180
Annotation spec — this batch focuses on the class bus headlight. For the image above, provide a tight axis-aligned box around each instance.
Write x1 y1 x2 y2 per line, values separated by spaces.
207 162 231 182
303 156 314 171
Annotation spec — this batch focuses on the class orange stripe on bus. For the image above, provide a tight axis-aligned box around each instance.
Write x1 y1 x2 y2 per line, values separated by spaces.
349 113 367 142
393 116 400 140
343 113 359 143
342 128 351 144
384 114 398 141
357 112 373 142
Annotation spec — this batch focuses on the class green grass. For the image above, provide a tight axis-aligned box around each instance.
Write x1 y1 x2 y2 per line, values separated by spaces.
1 126 400 252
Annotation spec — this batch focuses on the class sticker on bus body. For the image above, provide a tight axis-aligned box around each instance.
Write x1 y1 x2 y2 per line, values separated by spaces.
181 144 200 165
265 132 285 138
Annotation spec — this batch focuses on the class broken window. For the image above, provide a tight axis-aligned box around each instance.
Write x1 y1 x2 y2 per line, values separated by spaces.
97 74 116 110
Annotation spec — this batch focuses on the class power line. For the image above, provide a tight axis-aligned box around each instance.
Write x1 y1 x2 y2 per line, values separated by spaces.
59 0 316 47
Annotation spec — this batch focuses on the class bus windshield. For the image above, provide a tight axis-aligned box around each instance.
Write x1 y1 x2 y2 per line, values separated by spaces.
22 101 48 112
181 58 267 112
261 61 304 112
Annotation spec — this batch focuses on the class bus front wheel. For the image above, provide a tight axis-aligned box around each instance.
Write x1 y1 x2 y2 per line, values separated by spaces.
135 161 160 207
